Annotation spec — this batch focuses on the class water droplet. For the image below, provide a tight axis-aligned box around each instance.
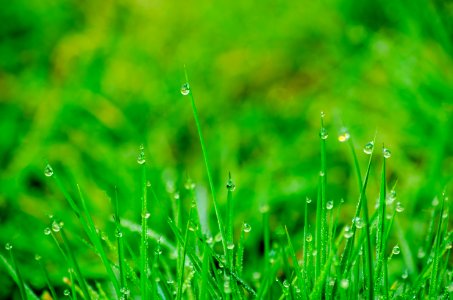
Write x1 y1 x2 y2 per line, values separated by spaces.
155 248 163 255
319 171 325 177
224 280 231 294
448 282 453 292
115 229 123 238
35 254 42 261
363 141 374 155
184 178 196 190
445 243 452 250
227 242 235 250
188 222 198 232
320 111 326 118
417 247 426 258
401 269 408 279
442 212 448 219
146 181 151 188
44 227 51 235
340 278 350 289
387 190 396 205
395 202 404 213
259 204 270 213
432 197 439 206
392 244 401 255
326 200 333 210
243 223 252 233
44 164 54 177
305 233 313 242
214 232 222 243
137 145 146 165
383 148 391 158
173 192 180 200
64 289 70 296
120 287 130 296
353 217 364 229
338 128 350 143
283 280 290 289
319 128 328 140
51 221 61 232
181 83 190 96
142 211 151 219
206 236 213 244
5 243 12 251
306 197 312 204
344 226 353 239
312 250 317 256
226 179 236 192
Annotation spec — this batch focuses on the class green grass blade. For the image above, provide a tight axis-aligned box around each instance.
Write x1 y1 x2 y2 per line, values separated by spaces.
0 254 40 300
374 150 387 296
183 68 227 255
113 187 128 296
429 192 446 298
139 154 149 299
36 257 59 300
4 246 28 300
285 226 307 299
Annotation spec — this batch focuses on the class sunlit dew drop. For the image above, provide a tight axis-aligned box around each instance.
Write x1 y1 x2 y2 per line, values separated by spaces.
305 233 313 242
402 269 408 279
227 242 235 250
35 254 42 261
5 243 12 251
363 141 374 155
64 289 70 296
146 181 151 188
44 164 54 177
383 148 391 158
243 223 252 233
115 229 123 238
180 83 190 96
320 111 326 118
174 192 180 200
340 278 350 289
319 171 325 177
395 202 405 213
224 280 231 294
338 128 350 143
184 178 196 190
326 200 334 210
214 232 222 243
206 236 213 244
142 211 151 219
44 227 51 235
306 197 312 204
432 197 439 207
392 244 401 255
188 222 198 232
319 128 328 140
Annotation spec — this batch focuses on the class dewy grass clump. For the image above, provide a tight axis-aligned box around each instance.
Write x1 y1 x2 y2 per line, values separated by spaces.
1 76 452 300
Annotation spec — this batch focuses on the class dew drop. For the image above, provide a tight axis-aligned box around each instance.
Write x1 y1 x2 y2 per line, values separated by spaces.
184 178 196 190
181 83 190 96
417 247 426 259
259 204 270 213
142 211 151 219
5 243 12 251
206 236 213 244
120 287 130 296
395 202 405 213
115 229 123 238
319 171 325 177
283 280 290 289
35 254 42 261
338 128 350 143
432 197 439 207
319 128 328 140
402 269 408 279
243 223 252 233
344 226 353 239
354 217 364 229
340 278 350 289
51 221 61 232
137 145 146 165
214 232 222 243
146 181 151 188
44 227 51 235
188 222 198 232
383 148 391 158
44 164 54 177
320 111 325 118
227 243 235 250
306 197 312 204
387 190 396 204
64 289 70 296
392 244 401 255
305 233 313 242
326 200 333 210
226 179 236 192
224 280 231 294
173 192 180 200
363 141 374 155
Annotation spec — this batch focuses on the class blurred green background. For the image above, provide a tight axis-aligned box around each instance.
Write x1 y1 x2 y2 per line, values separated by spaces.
1 0 452 297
